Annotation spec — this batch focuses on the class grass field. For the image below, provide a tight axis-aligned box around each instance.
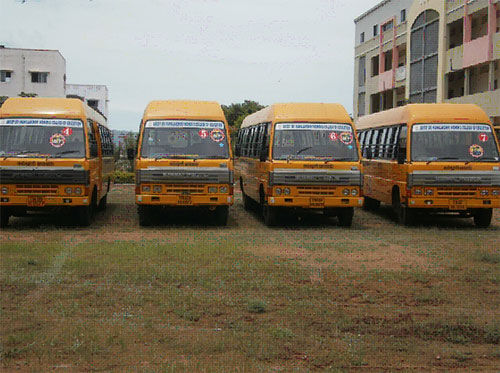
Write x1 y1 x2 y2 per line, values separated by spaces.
1 184 499 371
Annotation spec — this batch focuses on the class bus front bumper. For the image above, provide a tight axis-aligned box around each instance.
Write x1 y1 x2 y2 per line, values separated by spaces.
0 195 90 207
268 196 363 208
136 194 234 206
407 197 500 210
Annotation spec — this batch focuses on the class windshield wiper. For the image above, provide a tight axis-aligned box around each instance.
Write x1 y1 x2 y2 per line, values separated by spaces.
286 146 313 162
201 155 228 159
4 150 46 158
51 150 82 158
426 157 459 164
154 154 199 160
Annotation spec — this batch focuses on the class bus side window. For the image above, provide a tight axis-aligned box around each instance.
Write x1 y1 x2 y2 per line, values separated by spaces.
235 130 241 157
370 130 379 159
389 126 400 159
378 128 387 158
87 120 98 158
358 131 366 153
364 130 372 158
396 125 407 164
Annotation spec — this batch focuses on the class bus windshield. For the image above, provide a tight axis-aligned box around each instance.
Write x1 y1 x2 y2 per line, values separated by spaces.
0 118 86 158
411 123 500 162
272 122 359 161
141 120 229 159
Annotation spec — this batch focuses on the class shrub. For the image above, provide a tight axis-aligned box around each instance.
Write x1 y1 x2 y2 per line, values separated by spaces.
112 171 134 184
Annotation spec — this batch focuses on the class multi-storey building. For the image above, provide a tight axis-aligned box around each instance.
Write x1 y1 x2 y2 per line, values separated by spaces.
0 46 109 119
0 46 66 98
353 0 500 125
66 84 109 119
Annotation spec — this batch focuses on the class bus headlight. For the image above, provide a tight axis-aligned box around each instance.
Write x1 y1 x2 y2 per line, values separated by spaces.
342 188 350 196
142 185 151 193
480 190 489 196
1 187 8 195
65 187 73 195
492 190 500 196
275 188 282 196
414 188 422 195
283 187 291 195
74 187 82 195
425 189 434 196
351 189 358 196
219 186 228 193
153 185 162 193
208 187 218 193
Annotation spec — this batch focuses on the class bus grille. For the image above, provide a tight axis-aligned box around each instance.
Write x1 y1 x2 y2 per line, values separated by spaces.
297 186 336 196
165 184 205 194
436 188 477 197
16 184 58 195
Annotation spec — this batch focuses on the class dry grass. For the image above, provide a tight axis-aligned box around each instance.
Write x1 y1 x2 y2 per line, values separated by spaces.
1 184 499 371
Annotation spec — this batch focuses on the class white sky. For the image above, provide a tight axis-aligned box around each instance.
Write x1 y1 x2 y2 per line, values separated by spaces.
1 0 381 131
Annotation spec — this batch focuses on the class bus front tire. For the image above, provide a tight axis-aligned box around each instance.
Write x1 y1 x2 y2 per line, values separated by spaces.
363 197 380 211
393 191 414 226
77 205 92 227
338 207 354 227
0 207 10 228
138 205 152 227
97 194 107 211
214 206 229 226
263 204 278 227
473 209 492 228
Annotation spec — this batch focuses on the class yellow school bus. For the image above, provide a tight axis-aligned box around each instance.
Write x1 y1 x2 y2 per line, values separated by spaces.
0 97 114 227
234 103 363 227
356 104 500 227
132 100 234 226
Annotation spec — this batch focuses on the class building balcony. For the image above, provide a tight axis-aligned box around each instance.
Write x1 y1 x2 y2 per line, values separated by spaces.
445 89 500 117
378 70 394 92
446 45 464 72
463 35 491 68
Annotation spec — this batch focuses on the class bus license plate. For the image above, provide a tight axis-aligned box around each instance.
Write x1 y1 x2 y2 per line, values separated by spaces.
27 196 45 207
450 200 466 210
310 197 325 208
178 195 192 205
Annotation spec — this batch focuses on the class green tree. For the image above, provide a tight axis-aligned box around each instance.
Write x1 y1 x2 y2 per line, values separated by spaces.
19 92 37 97
222 100 265 130
0 96 8 108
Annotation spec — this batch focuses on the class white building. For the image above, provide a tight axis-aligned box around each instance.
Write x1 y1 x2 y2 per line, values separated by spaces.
0 46 66 97
66 84 109 119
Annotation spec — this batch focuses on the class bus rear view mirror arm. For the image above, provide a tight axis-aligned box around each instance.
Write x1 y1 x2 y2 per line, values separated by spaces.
127 148 136 161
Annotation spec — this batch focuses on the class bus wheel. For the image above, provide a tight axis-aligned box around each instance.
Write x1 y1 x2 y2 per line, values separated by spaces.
77 205 92 227
363 197 380 211
0 207 10 228
393 194 414 226
214 206 229 226
473 209 492 228
97 194 108 211
263 204 278 227
338 207 354 227
138 205 152 227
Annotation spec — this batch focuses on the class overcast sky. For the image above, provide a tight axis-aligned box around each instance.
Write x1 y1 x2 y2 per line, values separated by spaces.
1 0 381 131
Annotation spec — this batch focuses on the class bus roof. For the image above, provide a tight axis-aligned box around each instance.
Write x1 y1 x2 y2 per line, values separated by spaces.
241 103 352 129
142 100 227 123
355 104 491 130
0 97 107 127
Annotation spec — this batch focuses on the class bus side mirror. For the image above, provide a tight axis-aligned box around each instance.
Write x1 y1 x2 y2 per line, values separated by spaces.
234 145 240 157
259 147 268 162
397 148 406 164
127 148 135 160
365 147 373 160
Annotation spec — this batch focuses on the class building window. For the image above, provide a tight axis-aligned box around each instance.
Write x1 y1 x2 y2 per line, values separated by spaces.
0 70 12 82
31 72 48 83
360 32 365 43
401 9 406 23
382 21 393 32
87 99 99 110
373 24 379 37
371 55 379 77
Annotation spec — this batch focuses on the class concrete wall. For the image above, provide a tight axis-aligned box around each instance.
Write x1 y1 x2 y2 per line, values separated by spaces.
0 48 66 97
355 0 413 47
66 84 109 118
